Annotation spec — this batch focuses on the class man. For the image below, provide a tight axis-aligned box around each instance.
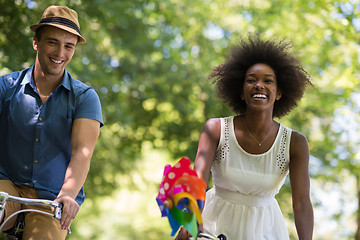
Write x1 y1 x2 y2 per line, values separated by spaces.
0 5 103 239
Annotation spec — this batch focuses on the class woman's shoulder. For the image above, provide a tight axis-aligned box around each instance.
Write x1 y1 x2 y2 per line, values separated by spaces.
289 129 307 143
203 116 235 140
204 116 234 128
277 123 308 147
204 117 221 130
289 129 309 159
202 118 224 142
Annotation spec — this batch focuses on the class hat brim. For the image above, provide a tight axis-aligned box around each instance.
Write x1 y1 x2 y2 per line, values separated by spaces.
30 23 86 43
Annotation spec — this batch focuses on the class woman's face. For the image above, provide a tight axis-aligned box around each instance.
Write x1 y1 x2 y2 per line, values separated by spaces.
242 63 282 112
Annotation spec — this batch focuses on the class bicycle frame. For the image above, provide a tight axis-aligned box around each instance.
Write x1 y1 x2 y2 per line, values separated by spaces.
0 191 67 234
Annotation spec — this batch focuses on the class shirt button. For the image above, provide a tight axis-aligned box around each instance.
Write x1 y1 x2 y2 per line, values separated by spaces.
35 138 39 142
34 160 38 163
39 117 42 121
33 180 37 183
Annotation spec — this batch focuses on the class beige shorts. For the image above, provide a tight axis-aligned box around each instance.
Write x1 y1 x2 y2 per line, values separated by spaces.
0 180 68 240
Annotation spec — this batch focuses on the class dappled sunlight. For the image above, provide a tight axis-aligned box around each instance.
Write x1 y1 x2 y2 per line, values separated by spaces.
1 0 360 239
72 149 177 240
311 173 357 239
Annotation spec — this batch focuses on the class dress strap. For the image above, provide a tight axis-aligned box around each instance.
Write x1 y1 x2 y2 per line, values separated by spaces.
276 125 292 175
213 117 231 165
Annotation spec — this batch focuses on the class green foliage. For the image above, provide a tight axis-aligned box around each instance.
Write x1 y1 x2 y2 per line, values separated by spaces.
1 0 360 238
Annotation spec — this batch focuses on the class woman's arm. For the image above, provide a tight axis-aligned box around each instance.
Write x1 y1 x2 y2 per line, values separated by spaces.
289 130 314 240
194 118 221 185
175 118 221 240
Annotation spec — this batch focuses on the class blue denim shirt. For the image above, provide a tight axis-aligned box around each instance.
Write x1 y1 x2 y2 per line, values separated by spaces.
0 66 103 205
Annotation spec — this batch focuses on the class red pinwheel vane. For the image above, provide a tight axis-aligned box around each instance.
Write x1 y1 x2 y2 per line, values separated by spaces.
156 157 206 238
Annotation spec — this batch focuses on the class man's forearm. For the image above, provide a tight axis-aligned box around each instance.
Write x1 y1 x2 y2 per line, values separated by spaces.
58 152 91 199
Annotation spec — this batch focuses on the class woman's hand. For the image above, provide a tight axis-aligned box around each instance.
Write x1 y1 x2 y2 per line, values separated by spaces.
174 226 191 240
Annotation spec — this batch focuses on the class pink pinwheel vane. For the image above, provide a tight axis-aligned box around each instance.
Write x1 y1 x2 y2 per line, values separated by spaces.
156 157 206 238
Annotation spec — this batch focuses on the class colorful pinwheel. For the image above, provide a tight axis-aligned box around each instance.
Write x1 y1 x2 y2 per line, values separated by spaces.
156 157 206 238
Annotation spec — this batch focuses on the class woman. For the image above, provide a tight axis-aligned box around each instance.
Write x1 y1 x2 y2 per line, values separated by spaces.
176 34 314 239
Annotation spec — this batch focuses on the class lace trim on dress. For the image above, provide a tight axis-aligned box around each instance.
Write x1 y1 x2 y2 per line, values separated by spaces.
213 118 230 165
276 126 289 175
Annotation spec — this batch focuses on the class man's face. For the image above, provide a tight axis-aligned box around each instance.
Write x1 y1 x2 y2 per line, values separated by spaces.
33 26 78 78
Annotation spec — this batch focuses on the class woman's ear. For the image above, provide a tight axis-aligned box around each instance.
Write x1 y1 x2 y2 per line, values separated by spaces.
276 89 282 100
241 90 245 100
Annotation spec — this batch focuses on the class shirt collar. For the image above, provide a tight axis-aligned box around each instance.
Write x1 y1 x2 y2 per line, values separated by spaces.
21 65 71 91
20 66 34 87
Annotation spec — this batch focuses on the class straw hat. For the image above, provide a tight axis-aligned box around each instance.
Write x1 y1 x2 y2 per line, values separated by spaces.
30 5 86 43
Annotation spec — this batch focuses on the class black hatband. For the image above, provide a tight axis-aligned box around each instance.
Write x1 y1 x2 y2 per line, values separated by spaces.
39 17 81 35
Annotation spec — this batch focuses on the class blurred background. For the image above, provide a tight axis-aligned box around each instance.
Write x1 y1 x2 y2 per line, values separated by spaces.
0 0 359 239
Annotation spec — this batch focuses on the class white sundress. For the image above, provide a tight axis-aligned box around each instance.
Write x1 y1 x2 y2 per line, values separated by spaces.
202 116 292 240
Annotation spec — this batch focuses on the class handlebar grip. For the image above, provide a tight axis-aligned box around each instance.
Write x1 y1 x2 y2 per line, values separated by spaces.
198 232 227 239
217 234 227 240
53 203 62 220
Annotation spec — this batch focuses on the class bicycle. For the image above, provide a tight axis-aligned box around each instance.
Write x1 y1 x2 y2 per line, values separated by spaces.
0 191 70 239
197 232 227 240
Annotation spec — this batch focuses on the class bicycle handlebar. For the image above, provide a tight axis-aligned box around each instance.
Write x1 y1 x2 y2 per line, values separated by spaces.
0 191 62 220
0 191 72 236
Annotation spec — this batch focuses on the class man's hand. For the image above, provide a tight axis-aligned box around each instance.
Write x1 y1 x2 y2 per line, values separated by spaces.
54 194 79 230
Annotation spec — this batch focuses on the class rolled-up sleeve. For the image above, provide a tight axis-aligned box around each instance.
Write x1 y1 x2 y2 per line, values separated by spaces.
75 87 103 127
